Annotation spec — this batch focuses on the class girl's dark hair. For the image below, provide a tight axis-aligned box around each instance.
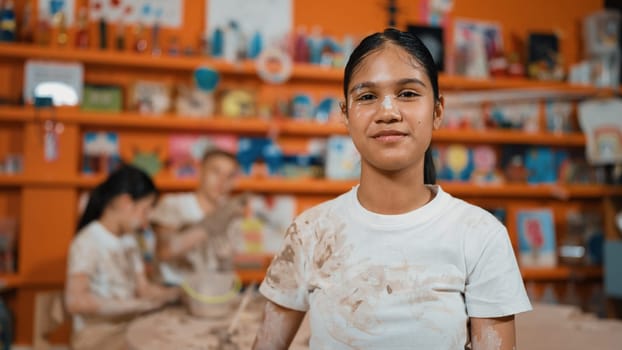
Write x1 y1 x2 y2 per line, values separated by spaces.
77 164 158 231
343 28 439 184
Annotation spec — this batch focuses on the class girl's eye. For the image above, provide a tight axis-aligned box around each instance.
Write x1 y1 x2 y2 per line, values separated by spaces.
398 90 420 98
356 93 376 102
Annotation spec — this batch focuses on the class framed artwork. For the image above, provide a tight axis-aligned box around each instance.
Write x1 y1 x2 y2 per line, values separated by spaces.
407 24 445 71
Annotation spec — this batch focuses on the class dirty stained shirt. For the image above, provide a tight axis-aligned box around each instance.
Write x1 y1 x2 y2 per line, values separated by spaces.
67 221 144 333
259 185 532 349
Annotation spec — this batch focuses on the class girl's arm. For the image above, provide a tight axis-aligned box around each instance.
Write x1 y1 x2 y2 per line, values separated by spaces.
65 273 164 317
252 300 306 350
134 269 180 303
470 315 516 350
153 223 207 261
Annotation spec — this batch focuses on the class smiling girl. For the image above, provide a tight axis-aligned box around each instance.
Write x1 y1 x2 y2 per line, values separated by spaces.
253 29 531 350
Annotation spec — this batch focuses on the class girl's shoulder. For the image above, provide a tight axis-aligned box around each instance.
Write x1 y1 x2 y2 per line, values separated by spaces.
293 190 350 225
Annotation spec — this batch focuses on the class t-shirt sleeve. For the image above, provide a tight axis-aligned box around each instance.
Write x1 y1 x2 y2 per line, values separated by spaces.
464 220 532 318
67 237 98 276
259 220 309 312
150 195 182 228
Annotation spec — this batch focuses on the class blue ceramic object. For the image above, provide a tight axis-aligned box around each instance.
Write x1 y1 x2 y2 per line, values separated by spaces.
194 67 220 92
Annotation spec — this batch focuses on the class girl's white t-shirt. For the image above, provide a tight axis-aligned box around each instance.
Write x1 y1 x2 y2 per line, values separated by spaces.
67 221 144 332
259 185 532 350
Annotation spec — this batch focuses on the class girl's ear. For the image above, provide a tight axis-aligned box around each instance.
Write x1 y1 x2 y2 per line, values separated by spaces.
433 95 444 130
340 101 349 128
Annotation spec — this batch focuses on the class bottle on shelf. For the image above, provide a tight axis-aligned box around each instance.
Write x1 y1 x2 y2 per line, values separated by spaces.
52 11 68 47
75 6 89 49
0 0 16 42
134 23 148 53
115 19 125 51
151 19 161 56
98 16 107 50
35 7 51 46
19 0 34 43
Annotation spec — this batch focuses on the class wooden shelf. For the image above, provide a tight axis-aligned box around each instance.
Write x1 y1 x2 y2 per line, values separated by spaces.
0 106 271 134
73 175 358 194
433 129 586 146
0 274 21 290
278 120 348 136
441 183 622 199
0 174 25 187
0 43 339 81
521 266 603 281
0 42 256 74
0 107 590 146
4 172 622 198
0 43 615 93
439 75 612 94
18 175 621 198
0 107 33 122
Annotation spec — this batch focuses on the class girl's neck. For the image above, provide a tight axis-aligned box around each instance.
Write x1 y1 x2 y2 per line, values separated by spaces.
357 163 432 215
98 212 124 237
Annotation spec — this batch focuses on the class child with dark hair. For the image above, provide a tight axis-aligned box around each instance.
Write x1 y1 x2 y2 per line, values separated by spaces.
253 28 531 350
65 165 179 350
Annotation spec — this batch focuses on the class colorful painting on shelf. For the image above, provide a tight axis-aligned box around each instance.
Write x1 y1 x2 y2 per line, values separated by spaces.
517 208 557 268
169 134 238 178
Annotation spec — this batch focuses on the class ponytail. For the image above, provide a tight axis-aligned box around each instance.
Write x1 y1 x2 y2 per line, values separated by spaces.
76 164 158 233
423 147 436 185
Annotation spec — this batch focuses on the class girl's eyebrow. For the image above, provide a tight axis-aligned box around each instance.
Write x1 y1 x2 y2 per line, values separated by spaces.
349 78 427 95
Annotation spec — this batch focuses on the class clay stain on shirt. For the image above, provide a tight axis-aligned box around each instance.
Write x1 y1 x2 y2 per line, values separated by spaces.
315 245 333 269
264 223 302 290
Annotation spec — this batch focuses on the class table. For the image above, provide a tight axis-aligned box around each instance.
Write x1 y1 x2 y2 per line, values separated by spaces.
126 295 310 350
127 301 622 349
516 303 622 350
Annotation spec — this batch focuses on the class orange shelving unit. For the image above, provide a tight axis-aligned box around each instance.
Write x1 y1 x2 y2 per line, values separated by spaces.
0 105 591 146
1 42 617 93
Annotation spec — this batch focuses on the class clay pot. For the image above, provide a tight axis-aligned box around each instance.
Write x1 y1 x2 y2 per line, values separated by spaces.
182 271 240 319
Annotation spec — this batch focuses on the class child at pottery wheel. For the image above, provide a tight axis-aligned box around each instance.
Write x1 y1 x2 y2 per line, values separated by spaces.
253 29 532 350
65 165 180 350
150 148 246 287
